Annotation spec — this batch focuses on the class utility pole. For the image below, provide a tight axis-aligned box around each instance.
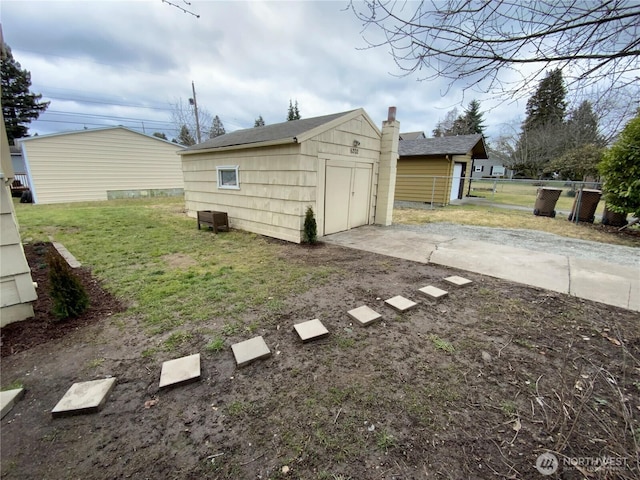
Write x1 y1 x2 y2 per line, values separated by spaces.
189 81 201 144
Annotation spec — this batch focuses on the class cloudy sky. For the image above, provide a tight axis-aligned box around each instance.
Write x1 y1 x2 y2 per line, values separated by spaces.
1 0 530 141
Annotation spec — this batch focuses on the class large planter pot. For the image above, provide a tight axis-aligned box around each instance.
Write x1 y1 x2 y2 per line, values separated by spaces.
601 205 628 227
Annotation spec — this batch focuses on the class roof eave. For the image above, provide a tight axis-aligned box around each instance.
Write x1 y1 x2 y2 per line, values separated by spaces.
294 108 380 143
179 137 297 156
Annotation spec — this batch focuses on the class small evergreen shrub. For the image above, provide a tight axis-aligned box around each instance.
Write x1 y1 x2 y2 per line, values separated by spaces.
303 206 317 244
47 250 89 320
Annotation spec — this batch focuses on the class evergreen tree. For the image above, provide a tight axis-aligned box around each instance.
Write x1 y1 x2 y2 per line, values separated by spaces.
294 100 301 120
515 69 569 177
565 100 604 149
178 125 196 146
152 132 168 140
47 250 89 320
209 115 226 138
1 43 49 144
287 99 301 121
463 100 485 135
303 206 317 244
523 68 567 132
254 115 265 127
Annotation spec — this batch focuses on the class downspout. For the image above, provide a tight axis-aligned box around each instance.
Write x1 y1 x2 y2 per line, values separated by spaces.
445 154 451 205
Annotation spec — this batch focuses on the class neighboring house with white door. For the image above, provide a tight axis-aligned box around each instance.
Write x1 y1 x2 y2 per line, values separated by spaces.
470 157 512 179
179 108 400 243
395 134 488 205
18 127 184 204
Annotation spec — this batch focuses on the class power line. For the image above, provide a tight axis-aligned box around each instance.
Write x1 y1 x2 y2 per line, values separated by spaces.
42 94 172 111
45 109 173 126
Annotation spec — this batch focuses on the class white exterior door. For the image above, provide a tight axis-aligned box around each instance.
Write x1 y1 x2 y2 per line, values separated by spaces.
450 162 463 201
324 160 372 235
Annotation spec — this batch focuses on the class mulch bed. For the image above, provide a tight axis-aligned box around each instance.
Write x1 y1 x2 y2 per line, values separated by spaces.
0 242 125 357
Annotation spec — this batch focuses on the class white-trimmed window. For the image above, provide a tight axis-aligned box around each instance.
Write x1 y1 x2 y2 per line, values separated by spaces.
216 165 240 190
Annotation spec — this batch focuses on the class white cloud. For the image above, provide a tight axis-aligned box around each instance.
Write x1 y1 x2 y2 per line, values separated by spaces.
2 0 528 140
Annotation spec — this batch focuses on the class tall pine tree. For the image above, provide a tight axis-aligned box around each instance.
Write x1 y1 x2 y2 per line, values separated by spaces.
464 100 485 135
1 43 49 144
565 100 603 149
287 99 301 121
178 125 196 146
523 68 567 132
209 115 226 138
514 69 569 177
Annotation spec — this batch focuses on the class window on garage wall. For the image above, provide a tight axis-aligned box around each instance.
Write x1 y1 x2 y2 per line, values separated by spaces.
216 165 240 190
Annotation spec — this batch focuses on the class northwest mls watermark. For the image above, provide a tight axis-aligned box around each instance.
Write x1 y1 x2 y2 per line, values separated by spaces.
535 452 628 476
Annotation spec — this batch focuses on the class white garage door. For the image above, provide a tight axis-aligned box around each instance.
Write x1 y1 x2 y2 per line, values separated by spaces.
324 160 372 235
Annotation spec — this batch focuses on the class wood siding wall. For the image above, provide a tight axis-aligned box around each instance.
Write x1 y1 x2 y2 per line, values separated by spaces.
22 129 184 204
182 113 383 243
1 102 36 326
302 116 381 236
395 154 472 204
0 183 37 326
182 144 309 243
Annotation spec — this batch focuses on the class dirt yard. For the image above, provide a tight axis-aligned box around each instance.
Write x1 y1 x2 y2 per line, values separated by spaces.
1 241 638 479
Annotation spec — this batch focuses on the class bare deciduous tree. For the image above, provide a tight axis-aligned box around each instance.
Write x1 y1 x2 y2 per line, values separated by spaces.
350 0 640 98
170 98 213 144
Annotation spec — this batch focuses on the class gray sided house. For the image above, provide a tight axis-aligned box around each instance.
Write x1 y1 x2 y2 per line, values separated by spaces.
396 134 488 205
471 158 512 179
180 108 400 243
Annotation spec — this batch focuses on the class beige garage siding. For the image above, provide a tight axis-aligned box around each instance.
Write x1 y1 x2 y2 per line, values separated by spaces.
307 114 381 235
181 111 384 243
22 128 184 204
182 143 311 243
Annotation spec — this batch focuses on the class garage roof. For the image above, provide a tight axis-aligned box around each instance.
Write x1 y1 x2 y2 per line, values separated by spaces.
399 134 488 159
183 109 361 152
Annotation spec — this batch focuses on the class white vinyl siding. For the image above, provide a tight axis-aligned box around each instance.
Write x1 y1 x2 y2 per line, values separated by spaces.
21 128 184 204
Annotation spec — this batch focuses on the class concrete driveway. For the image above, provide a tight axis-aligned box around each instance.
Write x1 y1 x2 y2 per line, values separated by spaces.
323 225 640 312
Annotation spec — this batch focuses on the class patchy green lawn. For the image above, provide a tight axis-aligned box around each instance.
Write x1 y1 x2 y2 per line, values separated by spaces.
14 197 333 337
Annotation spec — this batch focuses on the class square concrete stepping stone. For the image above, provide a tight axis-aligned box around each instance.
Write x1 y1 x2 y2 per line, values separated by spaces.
418 285 448 300
385 295 418 312
51 378 116 418
444 275 473 287
1 388 25 419
347 305 382 326
231 336 271 367
159 353 201 389
294 319 329 343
